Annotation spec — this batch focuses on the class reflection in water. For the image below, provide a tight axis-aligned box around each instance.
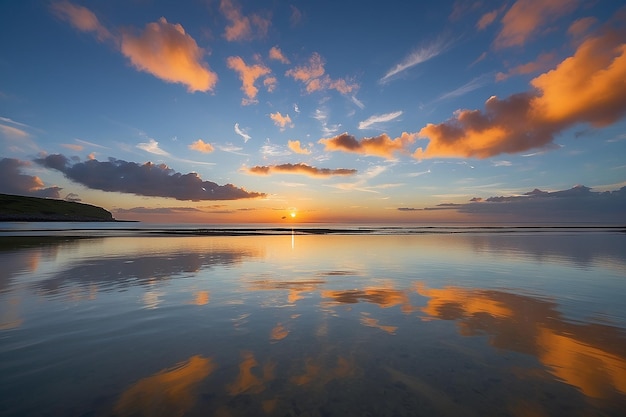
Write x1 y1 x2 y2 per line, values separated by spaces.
227 351 275 395
114 355 215 417
1 232 625 416
321 286 415 313
417 284 626 399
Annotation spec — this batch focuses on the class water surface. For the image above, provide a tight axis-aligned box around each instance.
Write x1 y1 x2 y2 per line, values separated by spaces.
1 228 625 416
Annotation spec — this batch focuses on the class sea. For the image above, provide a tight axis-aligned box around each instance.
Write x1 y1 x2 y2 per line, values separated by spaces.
0 222 625 416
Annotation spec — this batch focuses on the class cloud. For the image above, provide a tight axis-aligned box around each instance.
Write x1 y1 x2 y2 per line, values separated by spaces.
234 123 251 142
432 185 626 223
286 53 358 94
137 138 170 156
120 17 218 93
290 5 303 27
416 22 626 159
288 140 311 155
379 36 451 84
226 56 272 105
495 52 557 81
313 108 340 136
0 123 29 140
0 158 61 198
494 0 578 49
220 0 270 41
247 163 357 178
269 46 290 64
358 111 403 130
51 1 112 41
477 10 499 30
568 17 598 39
319 132 417 159
35 154 265 200
269 112 293 130
438 74 492 100
188 139 214 154
62 143 84 151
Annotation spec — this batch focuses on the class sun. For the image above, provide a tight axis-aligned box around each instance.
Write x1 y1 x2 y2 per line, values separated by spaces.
290 211 296 218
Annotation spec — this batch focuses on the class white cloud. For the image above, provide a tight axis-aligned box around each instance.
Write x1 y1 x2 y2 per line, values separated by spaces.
437 74 491 101
234 123 251 143
136 138 170 156
358 111 403 130
380 36 451 84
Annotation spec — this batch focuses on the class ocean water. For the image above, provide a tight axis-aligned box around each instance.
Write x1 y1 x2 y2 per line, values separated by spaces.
0 225 625 416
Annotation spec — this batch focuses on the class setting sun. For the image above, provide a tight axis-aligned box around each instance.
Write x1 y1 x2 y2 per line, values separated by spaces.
290 211 296 218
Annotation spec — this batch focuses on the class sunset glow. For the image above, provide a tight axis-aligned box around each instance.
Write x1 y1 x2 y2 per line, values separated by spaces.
1 1 625 223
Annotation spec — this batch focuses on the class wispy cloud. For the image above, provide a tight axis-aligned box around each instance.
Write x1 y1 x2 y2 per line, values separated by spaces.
286 52 358 94
234 123 251 142
137 138 170 156
220 0 270 41
494 0 578 49
51 0 112 41
35 154 264 200
358 111 403 130
313 108 340 136
379 36 451 84
437 74 491 100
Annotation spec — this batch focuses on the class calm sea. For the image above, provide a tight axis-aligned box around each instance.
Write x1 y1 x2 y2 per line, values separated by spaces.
1 224 625 416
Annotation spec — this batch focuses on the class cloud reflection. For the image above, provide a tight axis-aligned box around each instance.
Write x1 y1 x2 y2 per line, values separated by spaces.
114 355 215 416
417 284 626 399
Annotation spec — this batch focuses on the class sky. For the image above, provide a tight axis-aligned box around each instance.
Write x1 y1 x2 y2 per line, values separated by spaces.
1 0 625 224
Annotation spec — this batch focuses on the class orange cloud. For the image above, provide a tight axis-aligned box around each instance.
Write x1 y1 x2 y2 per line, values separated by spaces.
62 143 84 151
417 22 626 159
495 52 557 81
188 139 214 154
269 46 290 64
226 56 272 105
319 132 416 159
247 163 357 178
494 0 578 49
269 111 293 129
286 53 358 94
51 1 112 41
288 140 311 155
568 16 597 39
220 0 270 41
120 17 218 93
476 10 498 30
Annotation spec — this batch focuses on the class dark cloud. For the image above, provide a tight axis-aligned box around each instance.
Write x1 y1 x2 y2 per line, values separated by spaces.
35 154 265 201
404 185 626 223
0 158 62 198
247 163 357 177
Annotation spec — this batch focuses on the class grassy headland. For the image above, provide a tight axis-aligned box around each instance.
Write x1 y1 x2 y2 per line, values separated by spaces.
0 193 116 221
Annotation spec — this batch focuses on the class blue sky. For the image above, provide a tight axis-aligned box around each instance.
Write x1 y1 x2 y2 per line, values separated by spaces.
1 0 625 223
